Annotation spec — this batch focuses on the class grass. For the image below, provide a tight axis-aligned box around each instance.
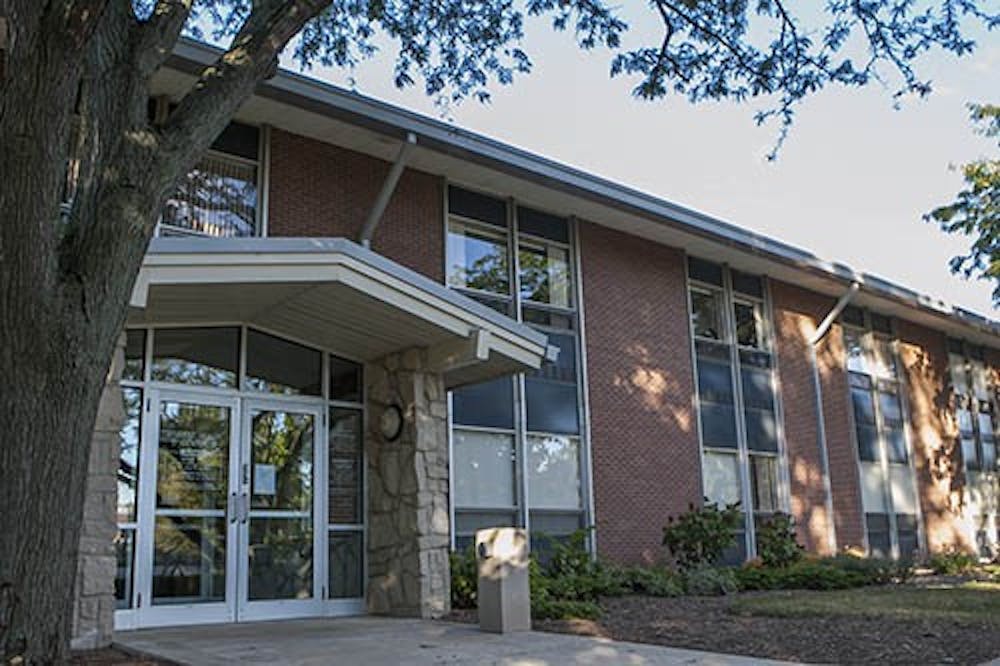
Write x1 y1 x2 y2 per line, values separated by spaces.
731 582 1000 624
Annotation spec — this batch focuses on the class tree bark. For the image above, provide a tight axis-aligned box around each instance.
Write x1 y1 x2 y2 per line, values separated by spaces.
0 2 332 661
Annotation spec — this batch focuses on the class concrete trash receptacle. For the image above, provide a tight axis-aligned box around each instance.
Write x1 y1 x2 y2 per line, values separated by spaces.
475 527 531 633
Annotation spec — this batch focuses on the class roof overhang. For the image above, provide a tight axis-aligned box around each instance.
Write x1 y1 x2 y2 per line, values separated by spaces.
152 39 1000 349
130 238 553 388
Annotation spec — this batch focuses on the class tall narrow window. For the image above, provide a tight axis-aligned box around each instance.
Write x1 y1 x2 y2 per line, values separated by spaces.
161 121 261 237
688 258 784 563
445 188 587 552
843 313 918 559
949 340 999 556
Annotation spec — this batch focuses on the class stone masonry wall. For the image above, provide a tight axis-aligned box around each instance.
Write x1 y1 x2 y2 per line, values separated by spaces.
365 348 451 618
71 336 125 649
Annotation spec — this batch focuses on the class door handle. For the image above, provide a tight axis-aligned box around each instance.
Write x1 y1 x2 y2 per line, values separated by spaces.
229 492 237 524
240 492 249 524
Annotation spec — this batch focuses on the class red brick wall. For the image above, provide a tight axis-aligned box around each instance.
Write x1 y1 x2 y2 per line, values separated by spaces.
895 319 972 552
579 222 702 564
771 281 865 552
267 128 444 281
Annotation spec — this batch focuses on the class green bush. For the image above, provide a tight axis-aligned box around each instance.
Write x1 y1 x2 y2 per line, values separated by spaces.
928 549 979 575
662 502 743 570
755 513 804 568
681 566 739 595
616 565 684 597
823 553 913 584
734 561 869 591
449 546 478 609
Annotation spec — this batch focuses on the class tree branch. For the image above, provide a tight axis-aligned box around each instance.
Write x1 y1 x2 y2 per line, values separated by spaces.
135 0 194 78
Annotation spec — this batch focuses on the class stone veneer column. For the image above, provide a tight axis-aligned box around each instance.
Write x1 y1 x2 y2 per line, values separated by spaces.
71 335 125 649
365 348 451 618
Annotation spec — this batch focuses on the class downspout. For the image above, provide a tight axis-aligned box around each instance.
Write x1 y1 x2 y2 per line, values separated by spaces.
809 281 860 555
359 132 417 248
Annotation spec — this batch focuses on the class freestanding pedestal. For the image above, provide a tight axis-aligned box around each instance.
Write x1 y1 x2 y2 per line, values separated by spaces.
476 527 531 633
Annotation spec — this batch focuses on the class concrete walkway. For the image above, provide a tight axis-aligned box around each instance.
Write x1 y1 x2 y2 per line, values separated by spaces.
117 617 794 665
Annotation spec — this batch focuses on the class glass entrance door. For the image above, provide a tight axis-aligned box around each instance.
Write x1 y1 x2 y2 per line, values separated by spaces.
135 392 240 627
237 401 324 621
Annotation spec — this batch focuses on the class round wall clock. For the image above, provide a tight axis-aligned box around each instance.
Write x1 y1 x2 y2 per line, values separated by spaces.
379 404 404 442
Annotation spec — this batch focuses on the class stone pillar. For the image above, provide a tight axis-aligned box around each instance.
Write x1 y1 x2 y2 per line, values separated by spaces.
71 336 125 649
365 348 451 618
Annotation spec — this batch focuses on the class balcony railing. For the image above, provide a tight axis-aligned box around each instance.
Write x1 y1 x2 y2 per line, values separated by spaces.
160 151 259 238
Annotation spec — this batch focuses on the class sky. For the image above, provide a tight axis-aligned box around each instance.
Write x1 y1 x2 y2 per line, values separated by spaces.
287 10 1000 317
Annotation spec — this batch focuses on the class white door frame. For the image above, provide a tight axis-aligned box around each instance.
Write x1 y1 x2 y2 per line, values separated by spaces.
133 388 241 629
236 397 326 622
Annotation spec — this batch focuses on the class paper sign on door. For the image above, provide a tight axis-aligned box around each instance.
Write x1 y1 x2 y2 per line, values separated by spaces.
254 464 277 495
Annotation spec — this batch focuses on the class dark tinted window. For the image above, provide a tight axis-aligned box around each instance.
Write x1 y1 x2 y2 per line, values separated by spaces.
211 121 259 160
701 403 738 448
866 513 891 558
525 380 579 434
517 207 569 243
448 186 506 227
745 409 778 453
841 305 865 328
688 257 723 286
151 327 239 388
731 270 763 298
452 377 515 429
124 329 146 381
245 329 322 396
870 313 893 335
329 355 363 403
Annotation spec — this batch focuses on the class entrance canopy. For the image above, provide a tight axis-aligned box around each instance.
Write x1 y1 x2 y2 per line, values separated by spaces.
130 237 553 387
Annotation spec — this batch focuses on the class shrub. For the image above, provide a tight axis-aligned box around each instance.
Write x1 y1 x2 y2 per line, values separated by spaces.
823 553 913 584
617 565 684 597
449 546 478 609
662 502 743 570
734 560 868 591
755 513 804 568
928 549 979 575
681 566 739 595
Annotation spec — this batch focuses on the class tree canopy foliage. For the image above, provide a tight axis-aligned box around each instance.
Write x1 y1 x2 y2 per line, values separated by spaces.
927 104 1000 304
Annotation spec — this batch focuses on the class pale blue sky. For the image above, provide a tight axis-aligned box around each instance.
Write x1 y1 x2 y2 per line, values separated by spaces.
287 13 1000 316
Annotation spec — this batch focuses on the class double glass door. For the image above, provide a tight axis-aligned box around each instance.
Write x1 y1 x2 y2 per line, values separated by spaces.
132 391 326 627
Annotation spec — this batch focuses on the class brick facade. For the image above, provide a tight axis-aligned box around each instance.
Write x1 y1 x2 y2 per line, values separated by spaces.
578 222 702 564
267 128 444 281
770 281 865 552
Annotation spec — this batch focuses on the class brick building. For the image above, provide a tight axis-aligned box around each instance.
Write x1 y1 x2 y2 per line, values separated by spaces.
72 38 1000 647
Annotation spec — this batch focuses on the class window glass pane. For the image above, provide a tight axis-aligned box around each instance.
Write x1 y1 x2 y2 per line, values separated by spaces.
152 516 227 604
522 306 574 330
872 339 897 379
452 377 514 429
897 514 919 558
851 388 876 425
151 327 239 388
957 407 974 435
963 437 981 470
703 450 741 507
525 379 580 434
734 301 760 348
978 412 995 439
245 329 322 396
530 513 584 558
878 391 902 425
527 435 581 510
690 289 723 340
115 529 136 609
697 356 734 404
453 430 515 508
698 355 737 449
329 531 364 598
455 511 518 536
865 513 891 558
329 355 362 403
745 408 778 453
844 329 868 375
447 219 510 295
841 305 865 328
118 388 142 523
870 313 893 335
885 427 908 464
329 409 363 524
688 257 723 286
248 518 313 601
517 206 569 243
448 186 506 227
701 403 738 449
982 439 997 470
741 366 774 411
519 238 570 308
856 424 879 462
750 455 779 513
950 354 969 394
731 270 763 298
211 121 259 160
124 329 145 381
162 154 258 237
529 333 576 382
972 361 990 400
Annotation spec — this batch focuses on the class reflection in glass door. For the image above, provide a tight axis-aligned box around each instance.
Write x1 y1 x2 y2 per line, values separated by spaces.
238 402 323 620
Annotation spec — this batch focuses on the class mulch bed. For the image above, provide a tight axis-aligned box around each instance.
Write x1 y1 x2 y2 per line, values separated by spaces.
448 594 1000 665
68 647 173 665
